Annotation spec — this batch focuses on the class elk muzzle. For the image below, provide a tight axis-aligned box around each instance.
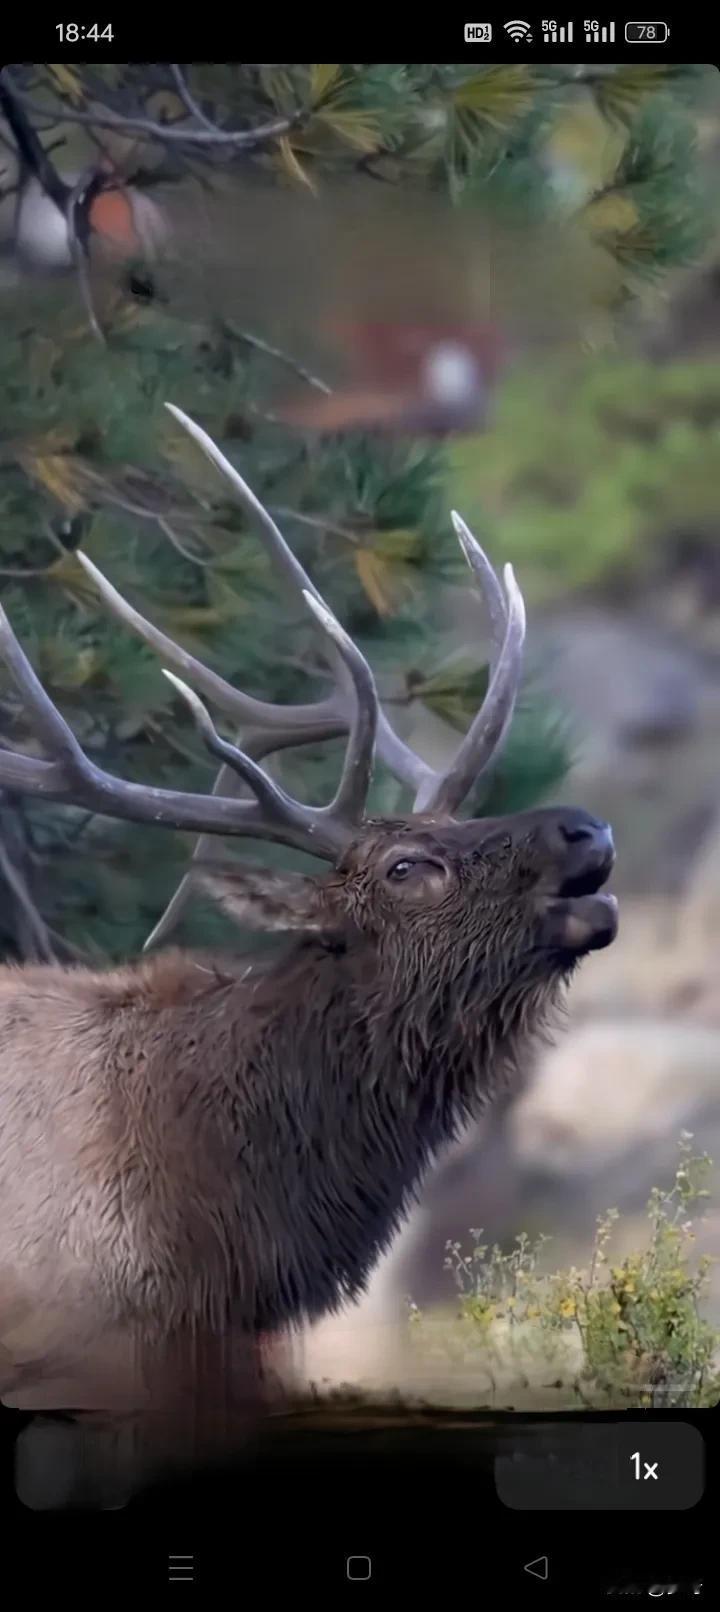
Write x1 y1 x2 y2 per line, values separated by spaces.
533 807 618 955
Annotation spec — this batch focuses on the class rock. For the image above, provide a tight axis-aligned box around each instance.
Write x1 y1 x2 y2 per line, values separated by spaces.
510 1018 720 1194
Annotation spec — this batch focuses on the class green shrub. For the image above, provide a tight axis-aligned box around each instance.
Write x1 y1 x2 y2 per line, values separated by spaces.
409 1133 720 1409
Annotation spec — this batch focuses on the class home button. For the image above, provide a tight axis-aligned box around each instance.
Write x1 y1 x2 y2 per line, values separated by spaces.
346 1555 372 1581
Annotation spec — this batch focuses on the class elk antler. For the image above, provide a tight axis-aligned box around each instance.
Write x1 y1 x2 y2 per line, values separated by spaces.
158 408 526 814
158 404 525 817
412 512 526 815
0 574 378 864
0 405 526 942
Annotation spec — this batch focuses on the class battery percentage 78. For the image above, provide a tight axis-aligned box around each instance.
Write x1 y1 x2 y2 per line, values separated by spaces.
624 21 670 41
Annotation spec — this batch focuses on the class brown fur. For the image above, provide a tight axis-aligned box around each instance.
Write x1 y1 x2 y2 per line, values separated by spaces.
0 806 616 1364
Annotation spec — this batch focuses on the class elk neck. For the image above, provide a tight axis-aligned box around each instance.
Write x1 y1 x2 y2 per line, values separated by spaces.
107 926 569 1333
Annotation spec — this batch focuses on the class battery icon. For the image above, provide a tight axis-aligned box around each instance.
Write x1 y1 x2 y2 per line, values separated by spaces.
624 21 670 41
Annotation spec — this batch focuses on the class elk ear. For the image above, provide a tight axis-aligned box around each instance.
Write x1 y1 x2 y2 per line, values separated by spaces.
194 864 329 933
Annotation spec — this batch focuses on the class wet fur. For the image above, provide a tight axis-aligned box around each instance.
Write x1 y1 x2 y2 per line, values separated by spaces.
0 813 583 1343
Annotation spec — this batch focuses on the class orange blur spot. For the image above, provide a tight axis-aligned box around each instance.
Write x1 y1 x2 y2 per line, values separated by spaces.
88 186 138 252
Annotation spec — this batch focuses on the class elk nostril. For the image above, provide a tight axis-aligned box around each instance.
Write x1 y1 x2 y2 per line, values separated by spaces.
559 823 597 844
556 816 614 856
553 815 615 897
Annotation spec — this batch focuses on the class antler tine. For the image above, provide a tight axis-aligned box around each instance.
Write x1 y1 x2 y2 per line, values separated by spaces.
79 546 378 825
76 550 346 739
158 593 378 856
164 403 431 799
142 732 285 953
0 602 349 857
161 671 315 824
161 583 379 829
0 602 91 781
413 516 526 816
74 405 423 950
301 592 378 820
450 510 508 663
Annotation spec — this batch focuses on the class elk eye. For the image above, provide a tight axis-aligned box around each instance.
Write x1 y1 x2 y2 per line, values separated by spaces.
386 859 416 881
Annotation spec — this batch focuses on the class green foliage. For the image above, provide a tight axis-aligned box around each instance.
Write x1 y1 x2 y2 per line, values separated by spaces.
410 1136 720 1410
450 354 720 599
0 285 574 956
0 62 714 957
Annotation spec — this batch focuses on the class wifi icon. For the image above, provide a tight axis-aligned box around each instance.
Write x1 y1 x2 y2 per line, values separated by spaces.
503 18 532 41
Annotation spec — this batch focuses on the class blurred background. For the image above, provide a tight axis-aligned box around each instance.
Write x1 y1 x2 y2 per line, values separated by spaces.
2 62 720 1414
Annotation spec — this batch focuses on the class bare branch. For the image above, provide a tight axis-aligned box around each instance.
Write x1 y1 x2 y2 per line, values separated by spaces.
0 72 68 211
14 90 297 150
168 66 220 135
65 171 106 345
0 831 56 963
0 562 55 578
223 321 331 395
154 517 214 567
268 508 361 545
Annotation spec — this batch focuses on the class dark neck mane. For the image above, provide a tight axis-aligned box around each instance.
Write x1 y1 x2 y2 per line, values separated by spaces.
209 931 569 1331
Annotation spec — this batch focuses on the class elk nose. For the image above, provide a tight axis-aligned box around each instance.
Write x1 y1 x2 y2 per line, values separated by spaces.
557 812 614 854
546 809 615 887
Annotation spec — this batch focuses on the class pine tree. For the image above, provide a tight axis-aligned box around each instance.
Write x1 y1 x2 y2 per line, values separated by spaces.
0 62 713 959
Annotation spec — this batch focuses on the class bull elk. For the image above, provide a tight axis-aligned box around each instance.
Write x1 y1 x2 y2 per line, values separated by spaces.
0 405 617 1481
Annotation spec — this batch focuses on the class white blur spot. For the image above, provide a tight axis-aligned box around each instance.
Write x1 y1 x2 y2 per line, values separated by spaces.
422 342 482 405
16 175 76 268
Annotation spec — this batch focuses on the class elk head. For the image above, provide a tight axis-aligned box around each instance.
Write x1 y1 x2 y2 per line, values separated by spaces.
199 807 616 977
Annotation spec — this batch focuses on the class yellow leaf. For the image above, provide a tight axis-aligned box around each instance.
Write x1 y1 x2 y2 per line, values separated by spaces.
355 549 396 617
160 606 229 630
310 64 341 105
585 192 640 237
47 64 86 105
372 526 422 564
310 106 382 154
106 294 144 335
18 424 76 456
46 552 106 610
146 90 186 125
452 66 535 129
160 428 229 497
206 572 253 614
543 102 625 195
57 645 103 689
593 65 676 125
275 136 317 194
19 450 88 514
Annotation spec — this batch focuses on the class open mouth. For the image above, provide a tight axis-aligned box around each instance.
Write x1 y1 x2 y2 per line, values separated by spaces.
557 860 614 899
541 855 618 954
